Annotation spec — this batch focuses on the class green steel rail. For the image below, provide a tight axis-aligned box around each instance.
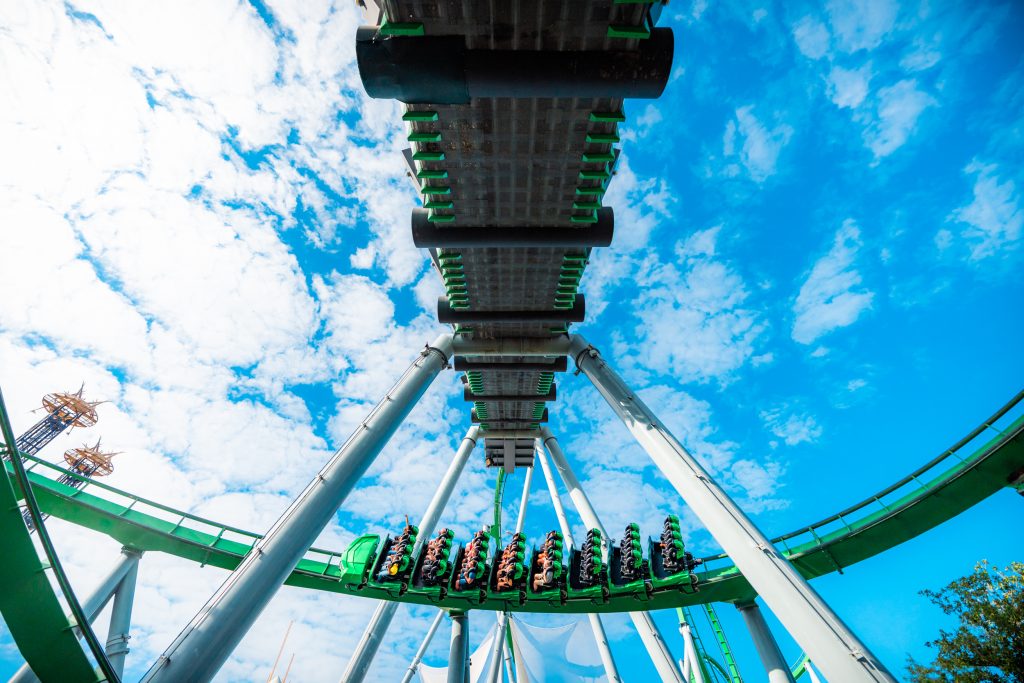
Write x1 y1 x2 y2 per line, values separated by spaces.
0 388 118 682
678 607 715 683
3 392 1022 616
791 653 810 679
704 603 743 683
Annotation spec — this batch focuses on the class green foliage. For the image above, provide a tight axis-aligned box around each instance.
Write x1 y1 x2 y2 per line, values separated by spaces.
906 561 1024 683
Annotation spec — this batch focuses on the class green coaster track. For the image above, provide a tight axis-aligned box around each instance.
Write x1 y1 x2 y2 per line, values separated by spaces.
1 387 1020 665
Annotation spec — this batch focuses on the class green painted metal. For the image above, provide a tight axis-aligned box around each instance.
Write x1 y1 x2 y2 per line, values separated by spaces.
790 653 809 679
0 389 107 682
678 607 715 683
704 604 743 683
4 394 1022 616
492 469 506 544
704 656 734 683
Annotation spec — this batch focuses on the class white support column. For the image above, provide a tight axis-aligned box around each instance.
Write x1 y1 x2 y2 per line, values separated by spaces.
535 445 622 683
569 334 895 683
342 426 481 683
737 601 796 683
482 471 533 683
514 466 533 535
539 428 683 683
10 547 143 683
447 611 469 683
486 614 509 683
680 623 706 683
143 335 455 683
399 610 446 683
503 643 515 683
105 548 142 678
806 660 824 683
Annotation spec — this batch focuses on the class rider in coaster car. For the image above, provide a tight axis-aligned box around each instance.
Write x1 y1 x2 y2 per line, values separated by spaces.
456 531 488 591
532 532 562 591
496 533 525 590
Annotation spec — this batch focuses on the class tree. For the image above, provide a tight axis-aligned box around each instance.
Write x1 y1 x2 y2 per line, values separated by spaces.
907 561 1024 683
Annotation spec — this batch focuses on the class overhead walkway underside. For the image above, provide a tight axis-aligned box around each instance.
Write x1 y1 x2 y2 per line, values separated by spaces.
11 394 1022 614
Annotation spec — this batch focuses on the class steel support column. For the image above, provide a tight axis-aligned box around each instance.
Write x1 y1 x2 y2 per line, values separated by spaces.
10 547 143 683
680 623 707 683
143 335 455 683
539 428 683 683
513 466 532 535
737 601 796 683
805 660 824 683
486 614 509 683
399 610 446 683
105 548 141 678
569 334 894 683
447 611 469 683
535 445 622 683
342 426 480 683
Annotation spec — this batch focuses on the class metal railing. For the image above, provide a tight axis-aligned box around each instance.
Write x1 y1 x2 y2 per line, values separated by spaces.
698 389 1024 571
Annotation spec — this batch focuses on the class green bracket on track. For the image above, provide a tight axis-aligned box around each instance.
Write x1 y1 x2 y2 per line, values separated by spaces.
403 110 438 122
380 21 425 37
492 470 506 544
791 653 810 679
608 24 652 39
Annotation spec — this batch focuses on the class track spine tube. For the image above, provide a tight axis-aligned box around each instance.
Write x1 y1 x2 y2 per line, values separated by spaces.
341 426 480 683
141 335 454 683
569 334 896 683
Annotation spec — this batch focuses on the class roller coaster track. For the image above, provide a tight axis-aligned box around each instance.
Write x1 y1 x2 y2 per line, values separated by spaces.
4 390 1021 621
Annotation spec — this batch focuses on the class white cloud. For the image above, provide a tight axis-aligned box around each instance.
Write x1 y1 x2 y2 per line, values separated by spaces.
900 40 942 72
727 459 788 513
723 106 793 182
947 161 1023 261
792 220 875 344
792 15 831 60
625 227 767 384
634 103 663 136
825 0 899 53
600 154 674 251
827 63 873 109
859 79 936 161
760 407 823 446
0 2 468 679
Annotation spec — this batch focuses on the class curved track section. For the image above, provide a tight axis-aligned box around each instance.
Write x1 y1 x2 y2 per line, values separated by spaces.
7 392 1022 615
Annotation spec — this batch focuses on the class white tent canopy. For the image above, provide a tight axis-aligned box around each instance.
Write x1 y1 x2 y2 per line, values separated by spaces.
417 622 499 683
418 616 607 683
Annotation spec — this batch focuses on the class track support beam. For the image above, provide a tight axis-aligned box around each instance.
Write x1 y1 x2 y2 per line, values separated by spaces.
440 298 584 324
11 547 143 683
448 611 469 683
400 610 446 683
453 358 567 372
535 445 623 682
105 548 141 678
737 601 796 683
414 208 614 248
357 28 674 103
539 430 683 683
142 335 454 683
472 409 547 424
341 427 480 683
464 386 556 402
569 334 895 683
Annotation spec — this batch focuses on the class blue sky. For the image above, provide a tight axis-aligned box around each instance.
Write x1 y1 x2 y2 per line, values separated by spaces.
0 0 1021 681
